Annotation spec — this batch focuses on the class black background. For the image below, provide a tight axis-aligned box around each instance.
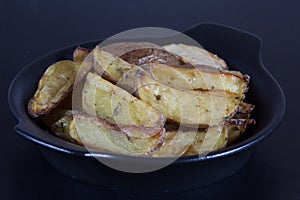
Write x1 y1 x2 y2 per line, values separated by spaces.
1 0 299 199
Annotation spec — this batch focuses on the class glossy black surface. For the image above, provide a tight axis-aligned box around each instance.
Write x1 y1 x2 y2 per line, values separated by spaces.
2 0 299 199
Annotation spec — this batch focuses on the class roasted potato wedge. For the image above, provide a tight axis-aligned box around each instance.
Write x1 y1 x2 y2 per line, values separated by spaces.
163 43 227 70
28 60 79 117
135 71 244 126
149 63 249 93
73 46 90 63
92 47 133 83
184 126 228 156
82 73 165 135
70 114 165 155
152 129 197 157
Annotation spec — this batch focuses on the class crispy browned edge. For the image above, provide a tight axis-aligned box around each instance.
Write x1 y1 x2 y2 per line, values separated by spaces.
28 81 74 118
151 63 250 93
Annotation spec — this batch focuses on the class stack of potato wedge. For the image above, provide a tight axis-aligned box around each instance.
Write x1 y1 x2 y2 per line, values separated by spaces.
28 42 255 157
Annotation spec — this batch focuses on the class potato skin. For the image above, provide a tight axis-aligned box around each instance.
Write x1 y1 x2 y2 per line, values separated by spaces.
135 71 244 126
28 60 79 117
99 42 191 68
120 48 190 67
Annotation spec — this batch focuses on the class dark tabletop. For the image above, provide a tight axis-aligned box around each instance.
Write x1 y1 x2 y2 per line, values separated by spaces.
1 0 299 199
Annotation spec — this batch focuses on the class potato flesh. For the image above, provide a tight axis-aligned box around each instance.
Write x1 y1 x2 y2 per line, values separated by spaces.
82 73 165 131
70 114 164 155
150 63 248 94
28 60 79 117
136 72 244 126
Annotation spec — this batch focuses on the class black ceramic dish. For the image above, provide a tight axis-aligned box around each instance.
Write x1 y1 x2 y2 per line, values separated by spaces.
8 23 285 191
